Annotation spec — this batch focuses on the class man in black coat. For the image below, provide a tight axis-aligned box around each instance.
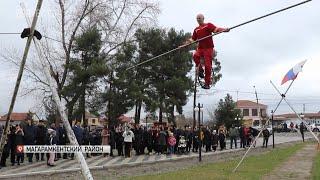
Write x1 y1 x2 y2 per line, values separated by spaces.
57 123 68 159
71 121 83 159
35 120 47 161
23 119 36 163
300 122 305 142
8 126 17 166
262 127 270 148
109 127 116 157
192 128 199 152
239 125 245 148
115 127 124 156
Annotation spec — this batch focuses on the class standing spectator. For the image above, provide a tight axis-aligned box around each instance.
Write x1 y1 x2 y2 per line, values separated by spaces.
167 132 176 155
71 121 83 160
244 126 250 147
300 122 305 142
8 126 16 166
123 126 134 158
262 127 270 148
203 127 212 152
158 127 167 155
290 122 294 132
35 120 47 161
239 125 245 148
144 128 153 155
115 127 124 156
47 128 57 166
134 126 144 155
101 125 110 157
249 127 259 147
15 125 24 165
229 124 239 149
218 129 226 150
192 128 199 152
211 130 219 152
109 127 116 157
185 127 192 153
283 122 288 132
23 119 36 163
83 126 91 158
57 123 68 159
0 135 9 168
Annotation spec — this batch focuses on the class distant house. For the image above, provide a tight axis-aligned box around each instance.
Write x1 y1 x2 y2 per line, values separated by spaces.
118 115 133 124
274 112 320 126
72 112 101 127
85 112 100 127
236 100 268 126
0 112 38 126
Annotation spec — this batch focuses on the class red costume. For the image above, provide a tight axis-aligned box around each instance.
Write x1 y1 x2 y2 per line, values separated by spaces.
192 23 227 87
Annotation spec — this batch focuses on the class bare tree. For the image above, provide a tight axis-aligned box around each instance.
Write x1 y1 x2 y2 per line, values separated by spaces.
0 0 160 121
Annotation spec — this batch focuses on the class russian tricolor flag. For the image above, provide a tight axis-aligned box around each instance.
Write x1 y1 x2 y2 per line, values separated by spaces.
281 60 307 85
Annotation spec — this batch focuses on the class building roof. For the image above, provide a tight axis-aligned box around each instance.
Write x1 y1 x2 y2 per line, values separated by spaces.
85 112 98 119
118 115 133 123
274 113 320 119
236 100 267 108
0 113 31 121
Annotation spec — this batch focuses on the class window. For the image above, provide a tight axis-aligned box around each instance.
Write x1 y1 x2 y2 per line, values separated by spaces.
92 119 96 124
243 109 249 116
252 109 258 116
260 109 266 117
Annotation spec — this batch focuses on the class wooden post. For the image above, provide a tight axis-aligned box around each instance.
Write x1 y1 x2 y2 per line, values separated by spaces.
0 0 43 162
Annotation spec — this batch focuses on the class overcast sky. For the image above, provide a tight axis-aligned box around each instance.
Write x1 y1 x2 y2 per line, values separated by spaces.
1 0 319 119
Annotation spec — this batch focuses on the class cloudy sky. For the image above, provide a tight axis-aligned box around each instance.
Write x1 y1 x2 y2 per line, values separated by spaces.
0 0 319 118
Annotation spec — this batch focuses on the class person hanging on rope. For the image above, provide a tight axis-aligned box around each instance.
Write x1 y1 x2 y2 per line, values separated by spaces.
180 14 229 89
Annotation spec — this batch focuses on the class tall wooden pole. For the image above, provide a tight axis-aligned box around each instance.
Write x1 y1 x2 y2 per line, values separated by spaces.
0 0 43 162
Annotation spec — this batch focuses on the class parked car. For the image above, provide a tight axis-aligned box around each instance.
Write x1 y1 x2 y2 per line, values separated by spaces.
310 123 320 132
252 125 273 135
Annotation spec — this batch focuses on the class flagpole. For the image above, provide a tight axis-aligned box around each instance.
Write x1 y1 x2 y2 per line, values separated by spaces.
271 80 319 144
233 79 297 173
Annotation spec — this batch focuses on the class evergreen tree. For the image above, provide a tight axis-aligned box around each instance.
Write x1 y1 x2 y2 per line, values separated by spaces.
214 94 243 129
62 27 107 126
134 28 193 124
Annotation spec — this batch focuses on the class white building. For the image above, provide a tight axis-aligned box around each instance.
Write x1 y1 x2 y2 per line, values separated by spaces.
236 100 268 126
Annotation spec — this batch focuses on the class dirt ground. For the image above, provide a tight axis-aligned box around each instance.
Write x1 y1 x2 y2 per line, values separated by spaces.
262 144 318 180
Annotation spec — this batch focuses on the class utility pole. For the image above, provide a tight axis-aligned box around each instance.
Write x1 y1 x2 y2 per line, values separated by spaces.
201 103 204 125
253 86 261 127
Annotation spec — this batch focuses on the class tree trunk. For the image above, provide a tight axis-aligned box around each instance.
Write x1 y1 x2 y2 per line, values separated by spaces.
81 88 86 127
134 100 142 124
159 105 162 123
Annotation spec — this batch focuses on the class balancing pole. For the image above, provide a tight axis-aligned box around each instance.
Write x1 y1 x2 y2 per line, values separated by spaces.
126 0 312 71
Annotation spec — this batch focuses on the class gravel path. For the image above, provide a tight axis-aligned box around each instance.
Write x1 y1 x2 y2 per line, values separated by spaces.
262 144 318 180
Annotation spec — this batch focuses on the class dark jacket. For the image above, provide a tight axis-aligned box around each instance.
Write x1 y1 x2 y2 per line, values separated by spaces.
57 127 67 145
35 125 47 145
262 129 270 138
158 131 167 146
15 130 24 145
23 124 36 145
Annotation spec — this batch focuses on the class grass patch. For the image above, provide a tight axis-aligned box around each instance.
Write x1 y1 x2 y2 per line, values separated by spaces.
312 148 320 180
124 143 304 180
